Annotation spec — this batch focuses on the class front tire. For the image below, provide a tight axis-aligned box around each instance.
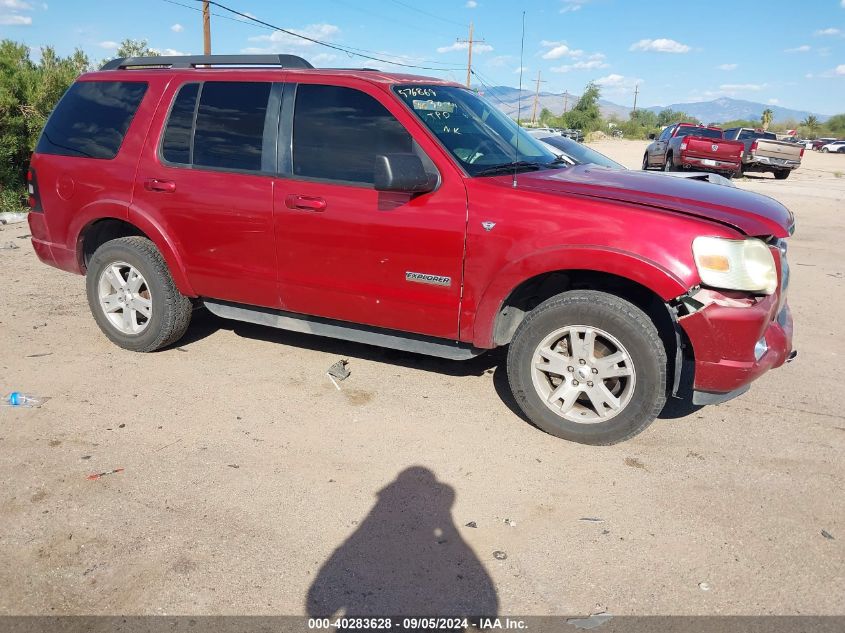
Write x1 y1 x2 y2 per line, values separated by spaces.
506 290 667 445
85 236 192 352
642 153 650 170
821 147 829 153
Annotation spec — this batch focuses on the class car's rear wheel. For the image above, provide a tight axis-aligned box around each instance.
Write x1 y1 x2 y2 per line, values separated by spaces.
774 169 790 180
642 153 650 170
86 236 192 352
663 154 675 172
506 290 667 445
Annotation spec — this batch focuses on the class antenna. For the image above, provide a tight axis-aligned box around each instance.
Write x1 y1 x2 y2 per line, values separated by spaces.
514 11 525 189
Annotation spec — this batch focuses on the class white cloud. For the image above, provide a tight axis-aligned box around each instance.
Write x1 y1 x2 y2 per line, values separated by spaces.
841 0 844 7
541 43 583 59
0 0 32 8
629 38 691 53
836 64 845 75
513 66 528 74
437 40 493 53
243 23 340 52
161 48 188 56
560 0 591 12
717 63 738 70
815 27 841 36
768 98 780 105
488 55 511 67
311 52 338 65
98 40 119 50
785 44 811 52
465 0 477 7
0 13 30 23
170 23 183 33
719 83 767 92
595 73 642 94
550 59 609 72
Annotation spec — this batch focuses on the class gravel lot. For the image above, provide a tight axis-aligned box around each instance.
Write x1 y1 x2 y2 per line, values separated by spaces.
1 140 842 617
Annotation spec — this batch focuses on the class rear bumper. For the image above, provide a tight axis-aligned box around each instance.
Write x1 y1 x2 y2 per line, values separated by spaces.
678 155 740 172
744 155 801 170
28 213 81 274
680 291 793 396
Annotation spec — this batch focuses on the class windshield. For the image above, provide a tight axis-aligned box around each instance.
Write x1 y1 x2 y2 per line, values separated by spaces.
394 85 560 176
675 126 722 140
738 129 777 141
537 135 625 170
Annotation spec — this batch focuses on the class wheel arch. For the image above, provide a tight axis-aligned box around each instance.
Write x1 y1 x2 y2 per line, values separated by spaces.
76 216 196 297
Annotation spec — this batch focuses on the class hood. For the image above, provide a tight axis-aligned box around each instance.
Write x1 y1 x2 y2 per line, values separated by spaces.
505 165 794 237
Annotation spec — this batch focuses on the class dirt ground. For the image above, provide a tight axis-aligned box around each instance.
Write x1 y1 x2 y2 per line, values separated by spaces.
0 141 842 617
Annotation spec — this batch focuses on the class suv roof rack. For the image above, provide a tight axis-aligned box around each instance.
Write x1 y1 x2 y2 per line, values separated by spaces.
100 54 313 71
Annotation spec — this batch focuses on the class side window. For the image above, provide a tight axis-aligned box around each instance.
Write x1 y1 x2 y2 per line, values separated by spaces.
36 81 147 159
292 84 414 185
192 82 271 171
659 126 672 141
161 83 199 165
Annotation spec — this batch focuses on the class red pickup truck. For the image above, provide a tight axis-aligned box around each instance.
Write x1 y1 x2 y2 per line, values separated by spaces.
27 55 794 445
643 123 745 178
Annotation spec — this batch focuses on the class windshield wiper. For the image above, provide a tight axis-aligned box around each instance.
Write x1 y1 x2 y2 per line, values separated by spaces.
474 161 544 177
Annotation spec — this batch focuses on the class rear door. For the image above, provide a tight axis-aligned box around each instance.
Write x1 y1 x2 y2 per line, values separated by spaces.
649 125 673 165
133 79 281 308
271 81 467 339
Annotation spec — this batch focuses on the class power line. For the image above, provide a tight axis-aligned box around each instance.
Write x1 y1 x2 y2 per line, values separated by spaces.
183 0 465 71
388 0 468 28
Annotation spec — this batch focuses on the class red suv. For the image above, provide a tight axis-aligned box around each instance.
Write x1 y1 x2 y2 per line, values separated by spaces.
27 55 794 444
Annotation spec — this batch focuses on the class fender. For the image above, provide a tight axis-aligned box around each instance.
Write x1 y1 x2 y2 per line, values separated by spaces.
67 199 130 272
470 245 692 348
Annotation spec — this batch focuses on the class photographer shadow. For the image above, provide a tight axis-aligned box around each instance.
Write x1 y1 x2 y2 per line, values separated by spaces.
306 467 498 623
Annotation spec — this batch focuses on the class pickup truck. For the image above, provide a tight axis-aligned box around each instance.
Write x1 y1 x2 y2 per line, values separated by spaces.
643 123 744 178
722 128 803 180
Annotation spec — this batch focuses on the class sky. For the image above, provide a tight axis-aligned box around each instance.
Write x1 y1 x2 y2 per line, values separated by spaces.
2 0 844 114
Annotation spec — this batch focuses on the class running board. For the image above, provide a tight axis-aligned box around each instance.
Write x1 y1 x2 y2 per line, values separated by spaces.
203 300 484 361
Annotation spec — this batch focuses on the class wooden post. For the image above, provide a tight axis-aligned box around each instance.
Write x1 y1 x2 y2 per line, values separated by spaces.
202 1 211 55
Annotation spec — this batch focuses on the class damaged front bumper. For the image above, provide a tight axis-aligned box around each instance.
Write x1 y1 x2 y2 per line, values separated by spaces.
675 287 794 404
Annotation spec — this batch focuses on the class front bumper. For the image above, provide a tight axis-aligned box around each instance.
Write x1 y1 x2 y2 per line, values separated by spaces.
679 290 793 396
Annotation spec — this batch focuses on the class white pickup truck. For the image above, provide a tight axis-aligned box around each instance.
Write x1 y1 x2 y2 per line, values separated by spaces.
722 127 803 180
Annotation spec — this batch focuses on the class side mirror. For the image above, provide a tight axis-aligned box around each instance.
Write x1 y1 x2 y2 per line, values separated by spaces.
374 154 436 193
648 133 656 140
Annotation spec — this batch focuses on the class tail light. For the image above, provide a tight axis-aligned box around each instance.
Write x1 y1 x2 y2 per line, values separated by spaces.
680 142 687 150
800 147 805 158
750 140 758 153
27 168 43 212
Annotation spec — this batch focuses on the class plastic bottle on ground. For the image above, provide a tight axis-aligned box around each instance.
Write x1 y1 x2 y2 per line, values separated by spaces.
2 392 45 408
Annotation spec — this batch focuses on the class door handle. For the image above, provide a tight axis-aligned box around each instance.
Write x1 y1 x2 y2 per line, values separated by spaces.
144 178 176 193
285 195 326 212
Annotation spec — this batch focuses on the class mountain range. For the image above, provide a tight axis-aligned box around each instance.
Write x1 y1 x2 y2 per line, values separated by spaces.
478 86 831 125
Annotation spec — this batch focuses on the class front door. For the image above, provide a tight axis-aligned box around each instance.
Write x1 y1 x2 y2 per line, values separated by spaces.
272 82 467 340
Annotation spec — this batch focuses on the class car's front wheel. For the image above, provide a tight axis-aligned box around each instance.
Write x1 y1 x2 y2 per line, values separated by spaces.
642 153 650 170
85 236 192 352
506 290 667 445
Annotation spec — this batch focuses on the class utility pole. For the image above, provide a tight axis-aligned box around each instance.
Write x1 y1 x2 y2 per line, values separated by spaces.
530 70 546 125
632 83 639 115
563 90 569 114
202 1 211 55
457 22 484 88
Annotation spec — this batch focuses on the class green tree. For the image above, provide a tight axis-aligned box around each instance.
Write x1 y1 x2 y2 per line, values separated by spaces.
761 108 774 131
657 108 696 126
559 82 602 132
802 115 820 137
825 113 845 135
116 39 159 58
0 40 90 209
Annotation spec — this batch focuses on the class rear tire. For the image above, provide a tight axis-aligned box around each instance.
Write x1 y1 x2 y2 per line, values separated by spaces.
773 169 790 180
642 153 650 170
663 154 675 172
506 290 667 445
85 236 192 352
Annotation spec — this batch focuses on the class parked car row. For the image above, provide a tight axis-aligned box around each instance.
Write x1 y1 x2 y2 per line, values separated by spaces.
530 126 585 142
643 123 805 179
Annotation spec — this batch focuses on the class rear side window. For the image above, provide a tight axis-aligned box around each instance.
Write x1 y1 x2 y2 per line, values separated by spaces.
293 84 413 185
36 81 147 159
194 82 271 171
160 81 272 172
162 83 199 164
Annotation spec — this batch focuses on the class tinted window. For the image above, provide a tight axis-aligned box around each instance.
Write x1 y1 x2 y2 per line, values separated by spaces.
293 85 414 184
675 126 722 140
659 127 673 140
193 82 271 171
36 81 147 159
161 83 199 164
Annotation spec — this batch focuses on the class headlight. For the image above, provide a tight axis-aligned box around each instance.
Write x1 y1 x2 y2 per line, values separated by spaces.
692 236 777 295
